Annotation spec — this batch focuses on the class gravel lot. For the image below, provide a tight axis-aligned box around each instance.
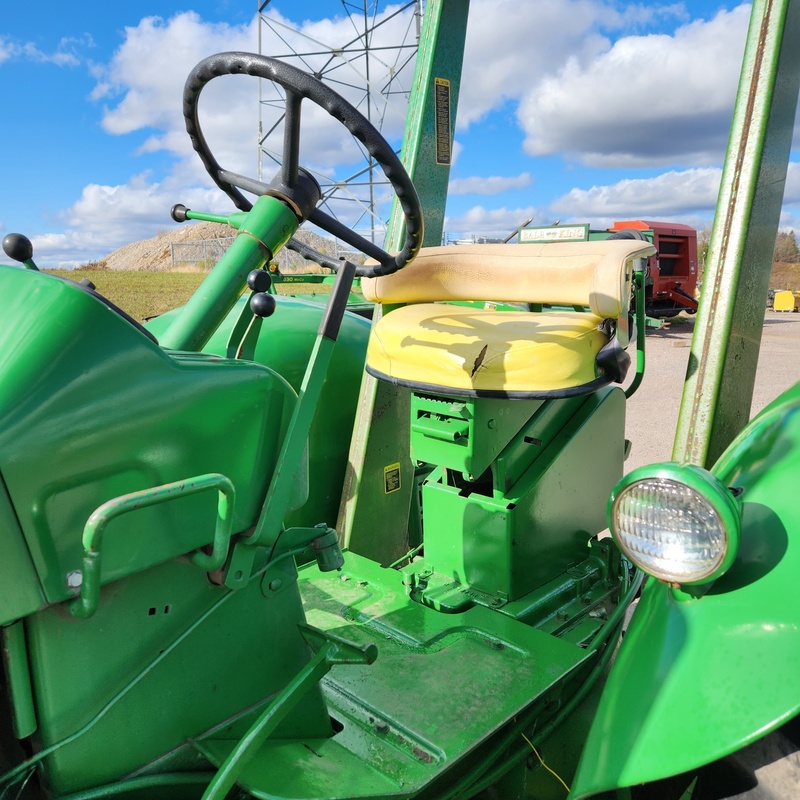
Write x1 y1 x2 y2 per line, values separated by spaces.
625 311 800 471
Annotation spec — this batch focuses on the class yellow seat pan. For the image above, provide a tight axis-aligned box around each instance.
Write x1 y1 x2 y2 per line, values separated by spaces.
366 303 610 396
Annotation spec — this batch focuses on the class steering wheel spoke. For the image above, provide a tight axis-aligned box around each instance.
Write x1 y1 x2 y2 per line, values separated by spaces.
282 90 303 188
183 51 423 276
218 170 272 199
309 209 392 270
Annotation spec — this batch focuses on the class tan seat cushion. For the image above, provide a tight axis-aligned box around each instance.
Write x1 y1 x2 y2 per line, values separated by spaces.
362 240 655 318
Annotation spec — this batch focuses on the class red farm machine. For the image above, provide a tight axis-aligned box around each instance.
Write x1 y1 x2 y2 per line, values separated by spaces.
520 219 699 318
610 220 699 317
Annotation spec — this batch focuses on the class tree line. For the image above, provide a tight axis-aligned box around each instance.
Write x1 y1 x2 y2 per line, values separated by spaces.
697 228 800 268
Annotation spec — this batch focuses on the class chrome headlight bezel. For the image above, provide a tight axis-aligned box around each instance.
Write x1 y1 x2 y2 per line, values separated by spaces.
608 463 741 586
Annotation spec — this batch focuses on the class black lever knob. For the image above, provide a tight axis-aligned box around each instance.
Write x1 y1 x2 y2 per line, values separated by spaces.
2 233 33 263
170 204 189 223
250 292 277 318
247 269 272 293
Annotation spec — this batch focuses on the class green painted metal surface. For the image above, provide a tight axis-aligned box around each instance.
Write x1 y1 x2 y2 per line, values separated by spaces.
570 7 800 791
200 624 376 800
1 622 37 740
420 389 626 603
147 294 370 534
69 473 236 619
571 381 800 798
159 196 298 352
385 0 470 251
0 475 44 626
624 269 648 398
193 550 592 800
410 394 544 479
0 266 297 609
674 0 800 468
8 0 783 792
24 557 330 795
247 262 358 551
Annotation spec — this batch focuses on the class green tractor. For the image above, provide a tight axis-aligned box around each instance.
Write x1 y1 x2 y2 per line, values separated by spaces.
2 1 800 799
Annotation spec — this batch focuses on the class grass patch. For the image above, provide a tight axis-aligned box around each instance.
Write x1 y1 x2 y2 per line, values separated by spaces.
49 270 209 321
45 269 356 322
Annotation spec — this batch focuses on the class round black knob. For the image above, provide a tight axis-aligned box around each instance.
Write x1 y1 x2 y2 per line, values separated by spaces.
247 269 272 293
2 233 33 263
250 292 277 318
171 204 189 223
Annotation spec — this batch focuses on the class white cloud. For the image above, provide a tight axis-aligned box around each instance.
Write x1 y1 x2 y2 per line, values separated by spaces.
95 14 256 138
0 34 93 67
444 204 540 234
449 172 532 195
517 5 750 167
93 8 417 167
782 161 800 205
59 8 417 232
458 0 609 129
547 159 800 234
456 0 689 130
551 167 723 221
441 185 734 238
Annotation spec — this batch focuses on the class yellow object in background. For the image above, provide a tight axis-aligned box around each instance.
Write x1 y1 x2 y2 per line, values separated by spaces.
773 290 800 312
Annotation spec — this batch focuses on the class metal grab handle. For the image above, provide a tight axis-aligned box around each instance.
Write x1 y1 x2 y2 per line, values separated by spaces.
624 267 648 399
69 473 236 619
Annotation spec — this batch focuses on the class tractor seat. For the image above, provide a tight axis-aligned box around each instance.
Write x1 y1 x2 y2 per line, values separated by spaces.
361 241 655 398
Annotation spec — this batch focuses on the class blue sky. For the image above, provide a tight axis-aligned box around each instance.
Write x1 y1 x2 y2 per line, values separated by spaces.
2 1 797 268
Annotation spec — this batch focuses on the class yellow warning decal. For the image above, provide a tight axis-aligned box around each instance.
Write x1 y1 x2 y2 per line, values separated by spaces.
384 462 402 494
434 77 451 165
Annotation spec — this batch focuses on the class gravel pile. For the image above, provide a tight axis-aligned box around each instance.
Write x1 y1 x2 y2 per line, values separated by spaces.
101 220 349 272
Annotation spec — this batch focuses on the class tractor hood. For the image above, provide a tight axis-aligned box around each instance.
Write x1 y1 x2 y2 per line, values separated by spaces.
570 382 800 798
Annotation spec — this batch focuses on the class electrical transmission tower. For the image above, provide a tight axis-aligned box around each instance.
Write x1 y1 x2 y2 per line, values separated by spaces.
257 1 422 246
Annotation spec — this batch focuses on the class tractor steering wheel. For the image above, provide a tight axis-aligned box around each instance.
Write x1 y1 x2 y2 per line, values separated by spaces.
183 52 423 278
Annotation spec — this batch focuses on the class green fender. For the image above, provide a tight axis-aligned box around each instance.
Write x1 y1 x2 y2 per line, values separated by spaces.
571 382 800 799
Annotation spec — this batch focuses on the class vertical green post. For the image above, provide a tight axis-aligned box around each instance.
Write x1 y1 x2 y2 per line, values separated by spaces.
338 0 470 562
673 0 800 467
385 0 470 250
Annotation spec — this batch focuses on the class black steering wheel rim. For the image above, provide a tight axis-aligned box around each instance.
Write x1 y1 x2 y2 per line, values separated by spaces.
183 51 423 277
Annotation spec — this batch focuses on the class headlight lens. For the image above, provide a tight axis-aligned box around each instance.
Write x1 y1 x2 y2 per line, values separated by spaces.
609 464 741 585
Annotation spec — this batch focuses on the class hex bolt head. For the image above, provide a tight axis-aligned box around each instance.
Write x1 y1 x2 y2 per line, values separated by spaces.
66 571 83 589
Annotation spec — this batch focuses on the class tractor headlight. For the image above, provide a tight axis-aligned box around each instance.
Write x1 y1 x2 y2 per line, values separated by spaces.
609 464 741 585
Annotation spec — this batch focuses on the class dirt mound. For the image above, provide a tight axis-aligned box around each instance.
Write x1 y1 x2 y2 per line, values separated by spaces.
100 220 354 273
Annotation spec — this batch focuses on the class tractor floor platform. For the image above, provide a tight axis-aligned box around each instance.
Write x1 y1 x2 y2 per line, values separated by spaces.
197 552 591 799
